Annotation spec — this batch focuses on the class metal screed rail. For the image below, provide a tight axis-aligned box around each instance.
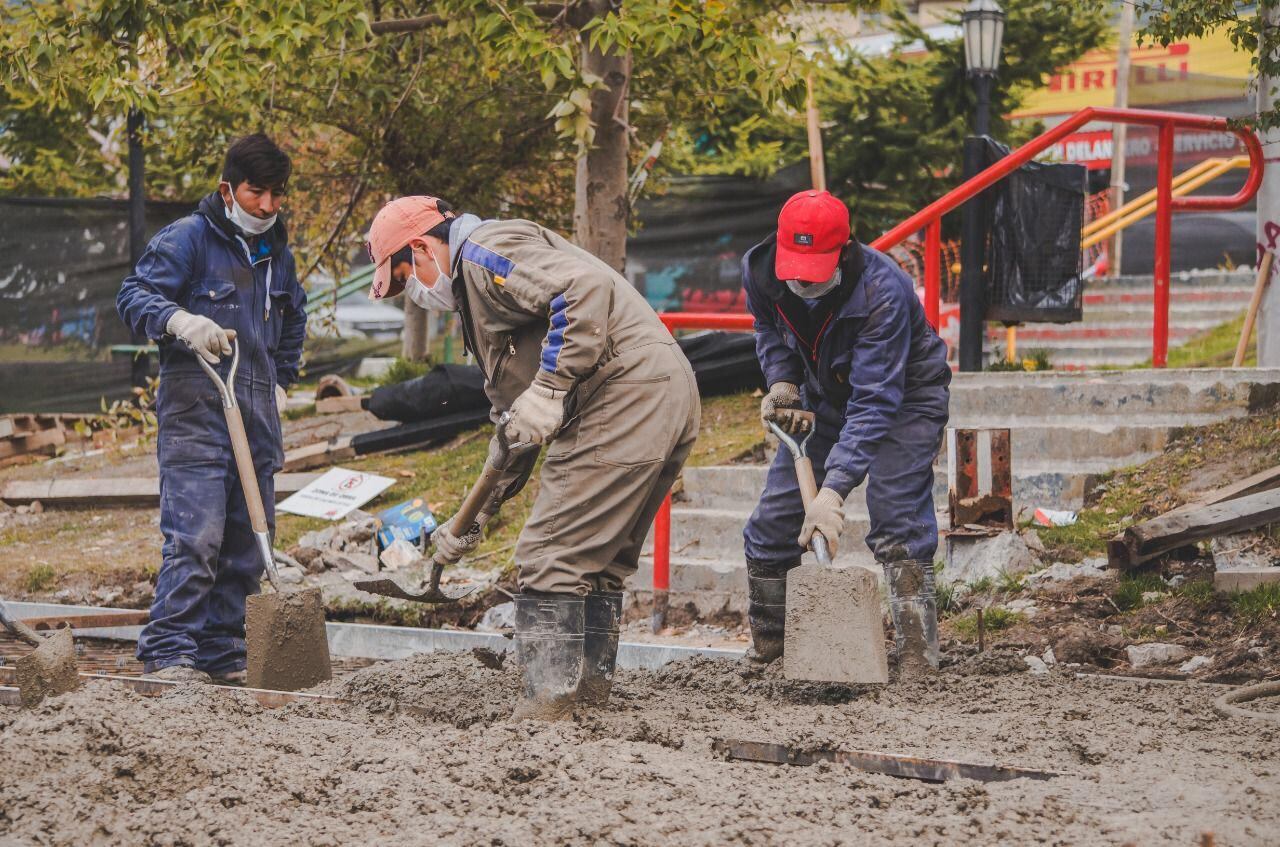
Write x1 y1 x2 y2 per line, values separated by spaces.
646 106 1264 610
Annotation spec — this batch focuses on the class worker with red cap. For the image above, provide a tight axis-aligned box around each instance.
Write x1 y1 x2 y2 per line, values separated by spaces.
741 190 951 676
364 197 700 718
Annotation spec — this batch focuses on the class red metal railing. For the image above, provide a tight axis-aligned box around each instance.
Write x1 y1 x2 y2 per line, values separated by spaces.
648 107 1264 610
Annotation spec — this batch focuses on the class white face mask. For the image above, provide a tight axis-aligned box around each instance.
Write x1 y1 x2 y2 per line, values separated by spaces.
222 184 277 235
786 266 842 299
406 249 457 311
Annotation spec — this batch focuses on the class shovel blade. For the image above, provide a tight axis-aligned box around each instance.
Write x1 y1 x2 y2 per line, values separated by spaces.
246 588 332 692
16 627 80 707
784 564 888 684
353 578 476 604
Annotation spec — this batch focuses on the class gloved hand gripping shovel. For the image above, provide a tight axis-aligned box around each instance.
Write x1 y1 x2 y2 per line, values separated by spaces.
1 595 79 706
355 412 514 604
768 416 889 685
192 338 332 691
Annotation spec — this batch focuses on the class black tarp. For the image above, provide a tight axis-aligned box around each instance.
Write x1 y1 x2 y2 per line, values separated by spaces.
981 139 1087 324
366 331 765 425
0 197 192 412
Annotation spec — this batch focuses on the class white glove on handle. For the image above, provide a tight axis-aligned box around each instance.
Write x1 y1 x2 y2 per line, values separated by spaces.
508 383 565 445
798 487 845 557
275 384 288 416
760 381 809 434
168 310 234 365
432 511 492 565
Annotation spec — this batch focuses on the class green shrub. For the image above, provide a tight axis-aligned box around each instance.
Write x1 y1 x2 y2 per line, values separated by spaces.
1110 572 1167 612
1175 580 1215 606
1230 582 1280 626
23 564 57 593
952 606 1024 640
379 357 431 387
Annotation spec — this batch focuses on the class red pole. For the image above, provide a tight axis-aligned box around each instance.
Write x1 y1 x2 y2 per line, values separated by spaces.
651 492 671 632
1153 121 1175 368
924 219 942 330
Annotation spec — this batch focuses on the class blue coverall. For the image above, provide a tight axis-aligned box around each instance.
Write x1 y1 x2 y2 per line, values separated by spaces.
117 192 307 675
742 235 951 570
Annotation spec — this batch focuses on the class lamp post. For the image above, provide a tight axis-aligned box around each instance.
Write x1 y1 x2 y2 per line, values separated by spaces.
957 0 1006 372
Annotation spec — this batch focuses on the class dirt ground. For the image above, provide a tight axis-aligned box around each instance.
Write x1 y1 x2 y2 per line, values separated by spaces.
2 649 1277 846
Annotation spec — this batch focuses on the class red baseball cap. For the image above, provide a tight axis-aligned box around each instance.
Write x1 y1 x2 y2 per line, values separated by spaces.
365 196 453 300
775 190 851 283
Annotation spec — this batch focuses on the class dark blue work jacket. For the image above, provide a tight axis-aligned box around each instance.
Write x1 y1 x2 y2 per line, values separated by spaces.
116 192 307 389
742 235 951 498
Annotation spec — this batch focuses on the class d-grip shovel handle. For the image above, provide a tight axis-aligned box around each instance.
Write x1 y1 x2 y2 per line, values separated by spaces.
767 417 833 568
442 412 514 544
191 338 281 590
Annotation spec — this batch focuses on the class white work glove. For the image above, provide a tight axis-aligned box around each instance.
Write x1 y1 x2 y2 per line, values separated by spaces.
167 310 234 365
431 511 492 565
275 384 288 416
760 381 810 434
508 383 565 445
798 487 845 557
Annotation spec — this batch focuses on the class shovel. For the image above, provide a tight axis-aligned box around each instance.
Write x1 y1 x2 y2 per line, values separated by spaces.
0 596 79 706
767 417 888 685
192 337 332 692
355 412 514 604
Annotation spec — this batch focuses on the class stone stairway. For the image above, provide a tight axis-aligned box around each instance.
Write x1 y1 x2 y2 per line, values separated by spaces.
628 367 1280 615
984 269 1254 369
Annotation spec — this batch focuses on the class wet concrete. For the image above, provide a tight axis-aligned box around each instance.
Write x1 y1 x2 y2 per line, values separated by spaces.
246 588 331 692
15 628 79 707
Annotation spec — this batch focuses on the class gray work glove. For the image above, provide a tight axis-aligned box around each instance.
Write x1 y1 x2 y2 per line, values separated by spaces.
275 384 288 417
508 383 565 445
760 381 810 434
168 310 235 364
431 511 493 565
798 487 845 557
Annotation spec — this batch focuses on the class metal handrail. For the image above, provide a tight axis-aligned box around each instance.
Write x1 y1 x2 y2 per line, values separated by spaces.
656 106 1264 368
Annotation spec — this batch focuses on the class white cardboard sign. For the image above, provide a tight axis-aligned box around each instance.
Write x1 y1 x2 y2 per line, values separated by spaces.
277 467 396 520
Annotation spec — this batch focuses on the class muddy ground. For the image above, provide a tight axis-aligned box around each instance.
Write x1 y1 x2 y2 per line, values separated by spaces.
2 650 1277 846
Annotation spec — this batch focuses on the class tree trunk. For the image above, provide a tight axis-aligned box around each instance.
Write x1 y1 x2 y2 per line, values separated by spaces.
573 2 630 272
127 108 150 390
1257 2 1280 365
402 300 430 361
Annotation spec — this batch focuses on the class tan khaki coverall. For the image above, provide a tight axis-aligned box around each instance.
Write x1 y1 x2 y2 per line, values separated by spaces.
452 219 700 594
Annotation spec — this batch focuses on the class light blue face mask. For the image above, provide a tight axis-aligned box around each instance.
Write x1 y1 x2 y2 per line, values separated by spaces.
406 249 457 312
786 266 842 299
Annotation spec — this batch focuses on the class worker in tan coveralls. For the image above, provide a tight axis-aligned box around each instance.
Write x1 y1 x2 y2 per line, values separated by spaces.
366 196 700 719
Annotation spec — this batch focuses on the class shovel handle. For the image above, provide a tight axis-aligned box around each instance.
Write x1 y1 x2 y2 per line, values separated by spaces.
0 598 43 647
793 453 834 566
225 403 270 535
445 413 514 538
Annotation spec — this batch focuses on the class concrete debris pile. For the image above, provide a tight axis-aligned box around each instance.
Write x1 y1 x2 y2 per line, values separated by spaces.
283 511 389 579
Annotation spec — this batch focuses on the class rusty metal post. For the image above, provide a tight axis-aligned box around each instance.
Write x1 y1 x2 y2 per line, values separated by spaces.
947 427 1013 530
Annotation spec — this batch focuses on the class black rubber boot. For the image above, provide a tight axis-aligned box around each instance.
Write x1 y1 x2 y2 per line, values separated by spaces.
512 592 585 720
580 591 623 706
882 559 940 677
744 558 795 664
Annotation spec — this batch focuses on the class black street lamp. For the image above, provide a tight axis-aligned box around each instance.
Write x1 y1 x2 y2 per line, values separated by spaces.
957 0 1006 372
962 0 1006 135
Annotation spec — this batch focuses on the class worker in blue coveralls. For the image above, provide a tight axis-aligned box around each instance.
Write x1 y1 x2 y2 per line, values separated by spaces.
117 134 306 684
742 190 951 677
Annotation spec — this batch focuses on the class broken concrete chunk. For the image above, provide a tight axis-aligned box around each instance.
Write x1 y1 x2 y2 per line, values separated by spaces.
379 539 422 571
1179 655 1212 674
1024 558 1107 587
1125 642 1190 668
1214 566 1280 593
1041 647 1056 667
943 531 1040 585
278 565 305 585
1210 532 1274 570
477 601 516 632
1003 598 1038 618
1023 655 1049 675
330 551 379 575
298 527 338 550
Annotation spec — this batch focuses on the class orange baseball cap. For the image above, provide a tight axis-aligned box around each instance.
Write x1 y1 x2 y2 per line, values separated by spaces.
365 196 453 299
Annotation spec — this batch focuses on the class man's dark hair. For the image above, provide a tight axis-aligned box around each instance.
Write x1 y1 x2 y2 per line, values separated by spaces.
222 134 292 190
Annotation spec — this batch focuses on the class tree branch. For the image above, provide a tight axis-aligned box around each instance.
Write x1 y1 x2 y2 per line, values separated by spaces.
369 3 573 35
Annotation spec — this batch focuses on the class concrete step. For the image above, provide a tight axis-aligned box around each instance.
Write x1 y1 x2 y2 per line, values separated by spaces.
680 456 1139 513
947 368 1280 419
1084 285 1253 305
1076 303 1247 323
993 321 1228 342
629 554 882 616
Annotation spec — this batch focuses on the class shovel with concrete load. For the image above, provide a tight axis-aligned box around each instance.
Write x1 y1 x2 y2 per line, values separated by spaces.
766 416 889 685
191 336 332 692
0 596 79 706
355 413 514 604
